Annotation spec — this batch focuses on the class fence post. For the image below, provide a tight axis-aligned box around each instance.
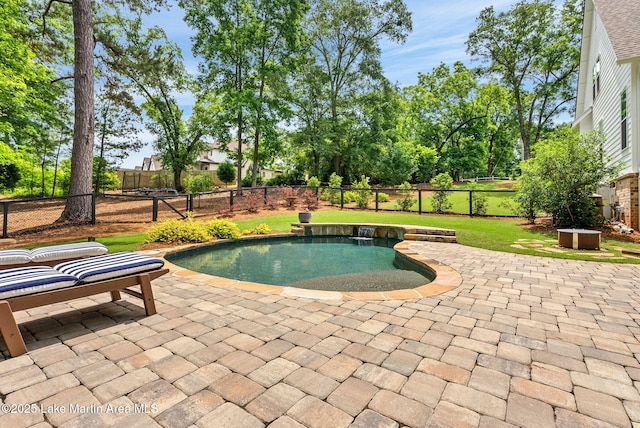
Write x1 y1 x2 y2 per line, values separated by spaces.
418 189 422 214
91 193 96 225
263 187 268 204
340 188 344 209
375 190 379 212
229 190 234 211
2 202 8 239
469 190 473 216
152 197 158 221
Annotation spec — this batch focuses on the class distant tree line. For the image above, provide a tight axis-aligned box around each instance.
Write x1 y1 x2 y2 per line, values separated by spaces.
0 0 582 223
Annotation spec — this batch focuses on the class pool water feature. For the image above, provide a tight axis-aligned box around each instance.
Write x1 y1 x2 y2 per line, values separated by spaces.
354 226 376 240
166 236 435 292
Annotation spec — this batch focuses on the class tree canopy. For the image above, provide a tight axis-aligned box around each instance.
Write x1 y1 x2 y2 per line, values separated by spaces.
467 0 582 159
0 0 588 204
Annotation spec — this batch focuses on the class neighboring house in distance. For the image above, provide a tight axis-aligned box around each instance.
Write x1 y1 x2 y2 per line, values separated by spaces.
574 0 640 229
196 142 251 177
139 142 282 181
136 155 163 171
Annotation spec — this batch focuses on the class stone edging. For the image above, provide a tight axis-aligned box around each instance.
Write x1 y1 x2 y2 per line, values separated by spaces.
155 230 462 301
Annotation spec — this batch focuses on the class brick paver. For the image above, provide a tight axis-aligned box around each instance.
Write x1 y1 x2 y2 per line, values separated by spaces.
3 241 640 427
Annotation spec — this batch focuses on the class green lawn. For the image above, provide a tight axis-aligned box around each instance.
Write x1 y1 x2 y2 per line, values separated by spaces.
233 210 640 264
379 190 515 216
377 181 517 216
56 208 640 264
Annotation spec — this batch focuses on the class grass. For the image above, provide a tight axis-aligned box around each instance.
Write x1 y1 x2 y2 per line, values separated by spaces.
379 191 515 216
54 208 639 264
377 180 517 216
232 210 640 264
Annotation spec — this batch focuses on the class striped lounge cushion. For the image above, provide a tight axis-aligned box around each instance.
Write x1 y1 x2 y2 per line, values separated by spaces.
30 242 108 263
0 266 78 299
55 252 165 284
0 249 32 266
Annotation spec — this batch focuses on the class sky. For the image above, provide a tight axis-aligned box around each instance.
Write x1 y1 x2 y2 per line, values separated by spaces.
120 0 540 170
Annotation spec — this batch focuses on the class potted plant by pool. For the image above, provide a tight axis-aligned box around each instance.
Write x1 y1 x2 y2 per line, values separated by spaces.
298 208 312 223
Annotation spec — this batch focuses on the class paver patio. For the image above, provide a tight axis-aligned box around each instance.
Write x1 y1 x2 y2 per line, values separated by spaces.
1 240 640 427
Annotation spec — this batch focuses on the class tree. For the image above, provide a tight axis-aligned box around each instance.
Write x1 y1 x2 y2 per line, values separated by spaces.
375 141 415 185
94 73 143 192
0 0 65 144
0 143 21 192
216 161 236 187
414 145 438 183
305 0 412 176
475 82 518 176
101 18 205 192
466 0 582 160
405 62 488 180
517 128 619 227
50 0 167 221
181 0 308 191
1 0 70 198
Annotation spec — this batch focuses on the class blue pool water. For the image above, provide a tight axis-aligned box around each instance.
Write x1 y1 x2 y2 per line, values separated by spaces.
166 236 434 292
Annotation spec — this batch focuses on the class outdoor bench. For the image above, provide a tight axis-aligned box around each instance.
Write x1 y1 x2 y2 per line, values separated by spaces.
0 252 168 357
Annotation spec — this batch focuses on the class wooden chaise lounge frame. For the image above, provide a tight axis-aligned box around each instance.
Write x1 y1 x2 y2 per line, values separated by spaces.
0 268 169 357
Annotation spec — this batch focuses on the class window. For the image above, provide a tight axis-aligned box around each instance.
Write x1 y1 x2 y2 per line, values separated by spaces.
621 90 628 149
592 57 601 100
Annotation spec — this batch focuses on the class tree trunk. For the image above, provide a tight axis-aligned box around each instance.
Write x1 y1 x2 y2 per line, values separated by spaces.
237 112 243 194
51 137 63 197
173 169 181 192
60 0 94 222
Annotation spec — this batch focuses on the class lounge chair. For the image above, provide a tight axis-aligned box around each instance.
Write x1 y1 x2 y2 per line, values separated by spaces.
0 242 109 269
0 252 168 357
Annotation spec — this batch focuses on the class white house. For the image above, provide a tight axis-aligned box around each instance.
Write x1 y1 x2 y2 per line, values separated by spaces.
574 0 640 229
139 142 282 182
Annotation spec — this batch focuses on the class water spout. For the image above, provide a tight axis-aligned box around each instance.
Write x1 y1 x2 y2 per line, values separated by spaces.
359 226 376 238
352 226 376 241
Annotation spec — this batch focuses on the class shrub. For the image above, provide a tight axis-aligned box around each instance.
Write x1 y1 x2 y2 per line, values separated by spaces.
301 189 319 210
395 181 415 211
184 173 213 194
205 218 241 239
469 182 488 216
320 173 342 205
352 175 372 209
217 161 236 186
265 194 280 210
279 186 299 208
517 128 619 227
265 172 303 186
241 174 264 187
243 223 271 235
306 176 320 188
243 190 264 213
377 192 390 203
430 173 453 213
145 215 211 243
343 191 357 204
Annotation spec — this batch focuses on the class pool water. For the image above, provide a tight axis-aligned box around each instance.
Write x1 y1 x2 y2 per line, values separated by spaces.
166 236 434 292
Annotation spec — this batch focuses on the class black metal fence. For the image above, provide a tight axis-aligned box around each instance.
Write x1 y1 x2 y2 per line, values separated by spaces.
0 185 517 238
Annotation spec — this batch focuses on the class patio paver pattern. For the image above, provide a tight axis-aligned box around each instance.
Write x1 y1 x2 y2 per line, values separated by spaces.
1 241 640 427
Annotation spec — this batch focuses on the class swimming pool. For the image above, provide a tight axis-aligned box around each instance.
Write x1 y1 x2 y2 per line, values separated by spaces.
165 236 435 292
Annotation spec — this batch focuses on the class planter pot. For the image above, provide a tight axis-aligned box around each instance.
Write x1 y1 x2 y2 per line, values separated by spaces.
298 212 312 223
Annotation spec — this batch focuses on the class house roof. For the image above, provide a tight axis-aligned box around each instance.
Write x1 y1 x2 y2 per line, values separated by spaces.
593 0 640 63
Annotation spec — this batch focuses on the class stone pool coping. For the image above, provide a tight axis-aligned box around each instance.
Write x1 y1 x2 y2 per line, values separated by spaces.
154 232 462 301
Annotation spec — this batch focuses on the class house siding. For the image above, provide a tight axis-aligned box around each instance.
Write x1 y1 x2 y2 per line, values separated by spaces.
576 2 639 229
587 10 633 173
